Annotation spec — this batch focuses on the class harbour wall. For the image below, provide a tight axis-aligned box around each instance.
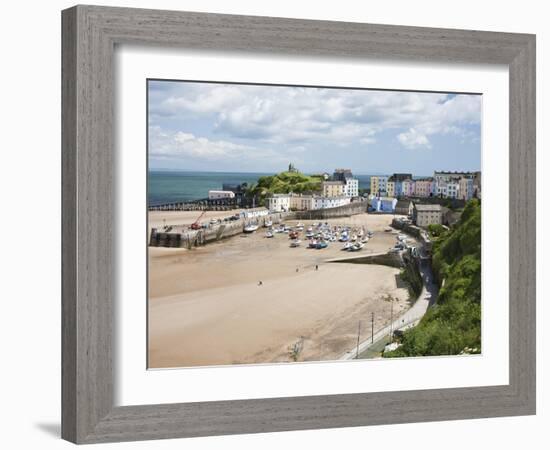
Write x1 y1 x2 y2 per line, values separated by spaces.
149 214 286 249
288 201 368 220
329 252 404 268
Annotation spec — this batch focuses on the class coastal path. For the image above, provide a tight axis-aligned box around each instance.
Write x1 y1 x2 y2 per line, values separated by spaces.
338 259 438 360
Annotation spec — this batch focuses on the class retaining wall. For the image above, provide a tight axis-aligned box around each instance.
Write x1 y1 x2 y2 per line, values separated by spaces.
288 201 367 220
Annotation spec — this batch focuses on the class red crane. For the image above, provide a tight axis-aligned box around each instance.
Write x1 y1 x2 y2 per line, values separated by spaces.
190 210 206 230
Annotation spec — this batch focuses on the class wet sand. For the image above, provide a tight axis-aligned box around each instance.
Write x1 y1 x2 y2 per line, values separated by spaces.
148 213 411 368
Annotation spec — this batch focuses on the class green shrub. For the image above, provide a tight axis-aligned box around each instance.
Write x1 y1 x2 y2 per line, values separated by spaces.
385 199 481 357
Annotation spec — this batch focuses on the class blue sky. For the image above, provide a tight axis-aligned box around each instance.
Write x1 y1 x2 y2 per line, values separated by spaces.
148 80 481 175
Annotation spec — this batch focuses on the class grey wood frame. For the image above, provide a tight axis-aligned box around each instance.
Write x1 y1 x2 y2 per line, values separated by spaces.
62 5 536 444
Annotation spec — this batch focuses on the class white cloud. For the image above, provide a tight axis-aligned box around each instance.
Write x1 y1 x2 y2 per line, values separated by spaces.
149 126 290 166
149 82 481 152
397 128 431 149
149 126 251 160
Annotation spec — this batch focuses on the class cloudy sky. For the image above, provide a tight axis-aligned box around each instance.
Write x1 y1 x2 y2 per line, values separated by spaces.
148 80 481 175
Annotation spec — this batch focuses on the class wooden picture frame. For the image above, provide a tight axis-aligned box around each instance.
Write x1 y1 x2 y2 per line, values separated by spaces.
61 5 536 444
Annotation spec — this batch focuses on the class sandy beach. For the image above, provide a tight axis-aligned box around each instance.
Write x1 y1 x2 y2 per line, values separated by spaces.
148 212 412 368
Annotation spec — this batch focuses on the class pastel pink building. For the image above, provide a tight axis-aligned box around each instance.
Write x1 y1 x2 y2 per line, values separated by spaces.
414 178 435 197
401 179 415 197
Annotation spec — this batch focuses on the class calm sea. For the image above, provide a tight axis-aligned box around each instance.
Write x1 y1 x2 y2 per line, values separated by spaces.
148 170 373 205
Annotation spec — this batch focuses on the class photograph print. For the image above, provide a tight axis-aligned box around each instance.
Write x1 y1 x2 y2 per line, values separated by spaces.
147 80 482 369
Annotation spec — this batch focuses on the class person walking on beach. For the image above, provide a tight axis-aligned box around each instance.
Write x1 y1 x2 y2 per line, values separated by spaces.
315 264 318 271
258 281 263 286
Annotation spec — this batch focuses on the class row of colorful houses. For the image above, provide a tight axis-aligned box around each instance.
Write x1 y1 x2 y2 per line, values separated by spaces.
370 171 481 200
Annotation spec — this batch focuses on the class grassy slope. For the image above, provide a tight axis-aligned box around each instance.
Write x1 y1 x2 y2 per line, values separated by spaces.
247 171 323 203
384 199 482 357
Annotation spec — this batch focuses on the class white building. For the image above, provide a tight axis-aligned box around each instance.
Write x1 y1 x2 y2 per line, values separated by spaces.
331 169 359 198
243 207 270 218
312 195 351 210
208 190 235 200
344 178 359 197
266 194 291 212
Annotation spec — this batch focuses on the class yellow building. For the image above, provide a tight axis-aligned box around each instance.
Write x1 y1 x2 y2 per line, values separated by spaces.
370 176 388 195
289 194 313 211
322 181 345 197
386 181 395 197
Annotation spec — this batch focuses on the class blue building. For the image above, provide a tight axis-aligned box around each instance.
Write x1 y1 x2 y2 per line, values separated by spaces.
369 196 398 213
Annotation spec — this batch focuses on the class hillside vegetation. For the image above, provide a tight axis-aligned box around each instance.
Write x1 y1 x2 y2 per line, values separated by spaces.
385 199 482 357
246 171 323 203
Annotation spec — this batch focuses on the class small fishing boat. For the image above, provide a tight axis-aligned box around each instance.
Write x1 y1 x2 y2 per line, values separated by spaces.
316 241 328 249
308 240 318 249
342 242 353 251
349 242 365 252
296 222 304 231
244 223 259 233
289 230 299 239
265 231 274 238
290 239 301 247
264 220 273 228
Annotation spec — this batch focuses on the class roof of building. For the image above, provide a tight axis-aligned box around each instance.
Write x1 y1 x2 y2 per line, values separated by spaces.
396 199 412 208
323 180 345 185
388 173 412 182
414 203 442 212
267 193 291 198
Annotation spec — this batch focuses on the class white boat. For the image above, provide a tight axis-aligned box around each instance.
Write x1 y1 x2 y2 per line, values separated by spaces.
265 231 274 238
264 220 273 228
244 223 259 233
349 242 365 252
290 239 301 247
342 242 353 251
